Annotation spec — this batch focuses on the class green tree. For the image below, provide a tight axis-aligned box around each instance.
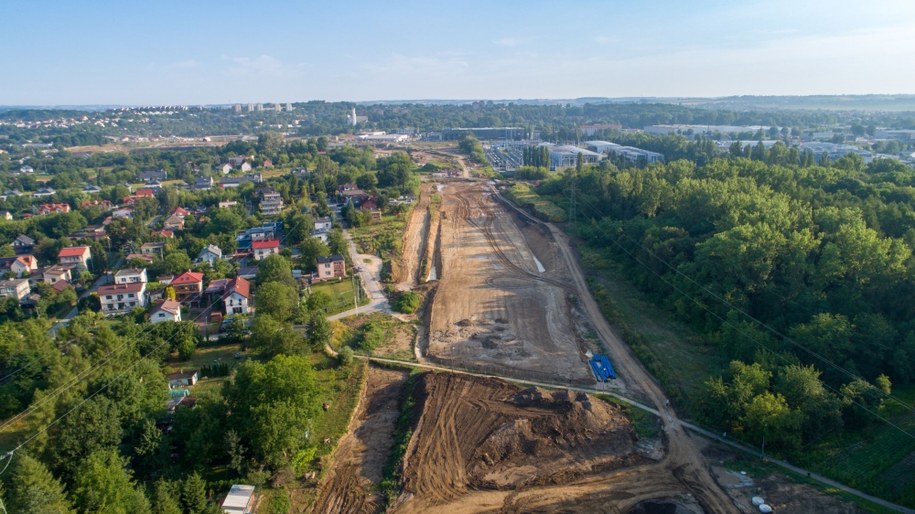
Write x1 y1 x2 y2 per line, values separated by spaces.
6 454 74 514
71 449 151 514
738 391 803 451
150 479 182 514
256 254 295 287
307 314 331 350
181 472 208 514
255 282 299 323
299 237 330 272
226 355 321 468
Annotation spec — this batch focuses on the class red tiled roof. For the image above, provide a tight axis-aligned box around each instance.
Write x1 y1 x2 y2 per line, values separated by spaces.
58 246 89 258
135 188 156 197
172 271 204 286
251 239 280 250
229 276 250 298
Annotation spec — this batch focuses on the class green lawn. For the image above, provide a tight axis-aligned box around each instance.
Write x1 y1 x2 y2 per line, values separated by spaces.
306 277 369 315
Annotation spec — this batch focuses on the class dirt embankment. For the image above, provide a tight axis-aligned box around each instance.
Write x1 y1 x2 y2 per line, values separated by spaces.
391 372 652 514
312 367 408 514
396 183 433 289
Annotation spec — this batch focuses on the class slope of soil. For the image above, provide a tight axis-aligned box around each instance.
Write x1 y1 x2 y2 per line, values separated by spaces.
396 182 432 289
392 372 652 513
312 367 408 514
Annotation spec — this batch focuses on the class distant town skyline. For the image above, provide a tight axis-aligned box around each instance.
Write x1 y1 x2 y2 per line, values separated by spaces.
3 0 914 105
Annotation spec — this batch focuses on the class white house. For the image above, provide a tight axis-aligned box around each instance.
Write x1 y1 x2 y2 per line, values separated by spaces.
98 282 147 314
314 216 332 232
221 484 256 514
197 244 223 266
150 299 182 323
251 239 280 261
58 246 92 273
0 279 30 301
114 268 148 285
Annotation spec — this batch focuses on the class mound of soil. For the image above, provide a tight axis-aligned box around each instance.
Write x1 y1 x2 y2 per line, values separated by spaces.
396 373 646 511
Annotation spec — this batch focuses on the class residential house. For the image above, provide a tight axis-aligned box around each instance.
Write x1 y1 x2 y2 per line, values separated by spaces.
262 159 273 168
251 240 280 261
220 163 233 175
220 177 244 188
125 253 155 265
218 200 237 209
194 176 214 190
82 184 103 194
2 211 12 221
197 244 223 266
317 255 346 280
140 242 166 257
0 255 37 277
258 187 284 216
135 188 156 198
80 198 112 210
37 203 70 215
206 276 251 315
150 299 182 323
43 265 72 285
228 156 246 167
172 271 204 304
12 235 35 254
236 223 281 250
153 229 174 239
244 173 263 183
70 224 108 241
166 369 199 388
98 282 148 314
0 190 24 201
58 246 92 272
114 268 147 285
32 188 56 198
171 207 191 218
0 279 30 301
162 214 185 231
112 207 134 219
19 165 34 174
314 216 332 232
138 169 167 182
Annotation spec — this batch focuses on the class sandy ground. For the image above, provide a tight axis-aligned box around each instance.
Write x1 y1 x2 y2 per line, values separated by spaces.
427 181 594 384
312 366 409 514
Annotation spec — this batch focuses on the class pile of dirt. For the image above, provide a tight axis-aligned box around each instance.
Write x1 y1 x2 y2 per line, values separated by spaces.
394 372 647 512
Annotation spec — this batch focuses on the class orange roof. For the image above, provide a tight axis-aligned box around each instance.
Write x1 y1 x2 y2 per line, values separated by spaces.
153 299 181 315
251 239 280 250
229 276 250 298
58 246 89 258
135 188 156 197
172 271 204 285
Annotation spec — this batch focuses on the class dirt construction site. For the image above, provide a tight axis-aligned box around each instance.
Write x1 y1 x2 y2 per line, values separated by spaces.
427 181 597 385
312 176 869 514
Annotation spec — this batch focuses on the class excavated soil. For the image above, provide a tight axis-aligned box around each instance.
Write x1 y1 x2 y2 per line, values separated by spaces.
396 182 433 289
312 367 408 514
391 372 666 514
428 181 594 384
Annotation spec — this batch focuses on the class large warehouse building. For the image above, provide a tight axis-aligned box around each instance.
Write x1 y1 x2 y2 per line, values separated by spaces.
540 144 602 169
585 140 664 165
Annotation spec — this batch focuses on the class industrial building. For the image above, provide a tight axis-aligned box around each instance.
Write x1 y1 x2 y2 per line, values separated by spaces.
585 141 664 165
798 142 873 163
539 144 602 169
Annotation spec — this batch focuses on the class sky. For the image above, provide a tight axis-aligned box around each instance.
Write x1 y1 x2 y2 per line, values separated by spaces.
3 0 915 105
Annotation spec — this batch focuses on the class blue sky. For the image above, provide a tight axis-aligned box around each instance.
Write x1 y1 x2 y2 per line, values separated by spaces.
3 0 914 105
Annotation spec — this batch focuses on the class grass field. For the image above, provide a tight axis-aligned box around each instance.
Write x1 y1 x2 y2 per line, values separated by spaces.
306 277 369 315
503 183 566 222
351 215 407 260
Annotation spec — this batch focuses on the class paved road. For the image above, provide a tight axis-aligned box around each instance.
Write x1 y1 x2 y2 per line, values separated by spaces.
343 229 389 311
361 354 915 514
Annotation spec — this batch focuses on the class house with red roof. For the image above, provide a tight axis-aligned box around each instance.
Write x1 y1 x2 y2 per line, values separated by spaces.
172 271 205 304
206 276 251 315
251 239 280 261
37 203 70 215
58 246 92 272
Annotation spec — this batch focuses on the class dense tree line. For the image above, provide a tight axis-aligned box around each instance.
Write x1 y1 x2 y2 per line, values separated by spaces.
535 156 915 447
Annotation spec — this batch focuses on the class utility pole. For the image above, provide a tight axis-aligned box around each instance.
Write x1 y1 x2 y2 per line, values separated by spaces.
351 272 358 311
567 174 576 224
